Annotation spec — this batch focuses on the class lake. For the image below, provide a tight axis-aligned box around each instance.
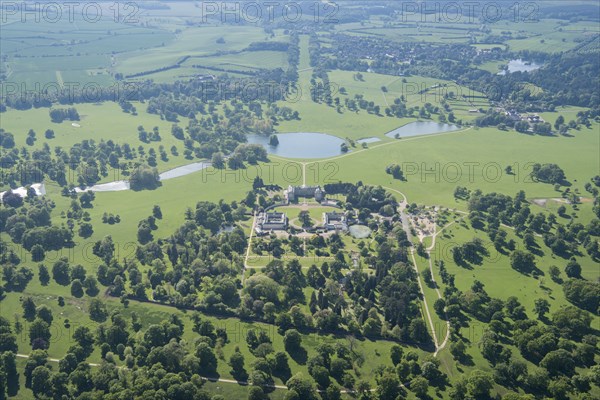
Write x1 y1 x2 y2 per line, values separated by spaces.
498 59 542 75
247 132 348 159
385 121 460 138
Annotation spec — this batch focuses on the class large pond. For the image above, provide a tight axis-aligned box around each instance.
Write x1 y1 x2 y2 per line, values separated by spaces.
498 59 542 75
247 132 348 159
159 162 211 180
385 121 460 138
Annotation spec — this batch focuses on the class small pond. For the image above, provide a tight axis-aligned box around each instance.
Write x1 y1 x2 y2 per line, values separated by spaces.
75 181 130 193
356 137 381 144
349 225 372 239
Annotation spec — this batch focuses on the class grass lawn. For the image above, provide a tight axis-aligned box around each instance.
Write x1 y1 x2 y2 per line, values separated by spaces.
273 205 341 227
306 123 600 208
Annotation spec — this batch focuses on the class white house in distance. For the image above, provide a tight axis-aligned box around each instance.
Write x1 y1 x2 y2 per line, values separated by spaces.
323 211 348 231
255 212 288 234
285 185 325 203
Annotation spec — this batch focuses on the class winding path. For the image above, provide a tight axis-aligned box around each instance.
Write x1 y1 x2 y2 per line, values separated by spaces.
383 187 453 356
410 249 440 348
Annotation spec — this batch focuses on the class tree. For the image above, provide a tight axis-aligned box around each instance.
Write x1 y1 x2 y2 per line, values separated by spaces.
434 298 446 316
540 349 575 377
152 205 162 219
212 152 225 169
376 371 401 400
195 342 217 375
554 115 565 130
22 297 36 320
130 165 160 190
533 298 550 319
531 163 566 184
510 250 536 274
411 376 429 398
52 258 71 285
31 366 51 397
83 275 99 296
71 279 84 298
286 373 317 400
390 345 403 365
330 358 348 380
450 340 467 362
79 191 95 208
35 305 53 325
565 258 581 278
408 319 430 344
515 120 530 133
466 370 493 398
310 365 330 388
0 317 18 353
29 319 51 349
548 376 571 400
78 223 93 238
229 351 245 374
137 223 153 244
89 299 107 322
248 386 264 400
552 306 591 340
93 236 115 264
38 265 50 286
31 244 45 262
549 265 561 282
562 279 599 313
362 317 382 337
283 329 302 352
73 326 95 355
2 190 23 208
271 351 290 378
385 164 405 180
298 211 312 228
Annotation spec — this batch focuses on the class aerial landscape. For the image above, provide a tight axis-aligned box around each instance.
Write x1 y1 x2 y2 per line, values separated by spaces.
0 1 599 399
